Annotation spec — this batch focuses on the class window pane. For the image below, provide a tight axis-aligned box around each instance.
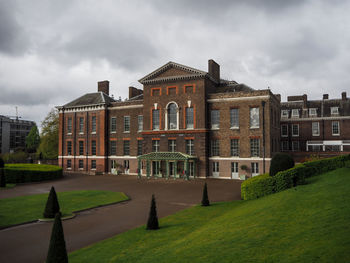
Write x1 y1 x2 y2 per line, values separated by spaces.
79 117 84 133
168 103 177 129
230 108 239 128
79 160 84 169
312 122 319 136
79 141 84 155
168 140 176 152
152 110 159 130
110 141 116 155
230 139 239 156
152 140 160 152
137 140 143 155
211 140 220 156
281 125 288 136
332 121 339 135
124 116 130 132
250 108 259 128
211 110 220 129
250 139 260 157
91 140 96 155
92 116 96 132
123 140 130 155
138 115 143 131
67 118 72 133
186 107 194 129
186 139 194 155
111 117 116 132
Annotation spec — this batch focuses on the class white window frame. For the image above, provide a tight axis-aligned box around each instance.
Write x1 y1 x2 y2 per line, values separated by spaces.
91 116 97 133
282 141 289 151
186 139 195 155
281 124 288 137
186 107 194 129
281 110 289 118
231 162 239 179
111 117 117 133
152 140 160 152
124 116 130 133
250 107 260 129
212 162 219 177
168 139 176 152
166 102 179 130
291 109 299 118
292 124 299 137
138 115 143 132
312 122 320 136
152 109 160 130
331 107 339 115
292 141 299 152
230 108 239 129
309 108 317 117
251 162 259 177
332 121 340 136
211 110 220 130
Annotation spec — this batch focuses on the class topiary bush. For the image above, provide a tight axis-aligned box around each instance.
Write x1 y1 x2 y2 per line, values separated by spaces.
46 213 68 263
269 153 295 177
201 182 210 206
241 174 275 200
146 194 159 230
43 186 61 218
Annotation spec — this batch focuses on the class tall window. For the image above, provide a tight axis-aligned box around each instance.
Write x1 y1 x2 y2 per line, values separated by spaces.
186 139 194 155
124 116 130 132
231 162 238 174
292 124 299 137
79 160 84 169
67 159 71 168
230 108 239 129
168 103 177 130
152 109 160 130
92 116 96 133
152 140 160 152
250 107 259 128
67 118 72 133
110 141 117 155
230 139 239 156
137 140 143 155
111 117 116 132
292 141 299 151
79 117 84 133
211 139 220 156
251 163 259 176
186 107 194 129
67 141 72 155
250 139 260 157
282 141 289 151
281 125 288 137
79 141 84 155
312 122 320 136
123 140 130 155
332 121 340 135
291 109 299 118
211 110 220 129
138 115 143 131
168 140 176 152
91 160 96 169
91 140 96 155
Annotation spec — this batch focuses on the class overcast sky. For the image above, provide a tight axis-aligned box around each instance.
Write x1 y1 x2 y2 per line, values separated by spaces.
1 0 349 128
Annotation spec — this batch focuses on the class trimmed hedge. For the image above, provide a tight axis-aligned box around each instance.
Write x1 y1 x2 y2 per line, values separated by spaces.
241 154 350 200
269 153 295 177
4 164 63 184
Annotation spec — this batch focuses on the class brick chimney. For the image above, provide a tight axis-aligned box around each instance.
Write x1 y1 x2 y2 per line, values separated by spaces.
342 92 347 100
208 59 220 83
323 94 329 100
275 94 281 101
98 80 109 95
129 86 143 99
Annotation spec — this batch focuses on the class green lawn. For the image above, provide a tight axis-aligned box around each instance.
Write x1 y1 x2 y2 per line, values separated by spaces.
0 190 129 228
70 168 350 263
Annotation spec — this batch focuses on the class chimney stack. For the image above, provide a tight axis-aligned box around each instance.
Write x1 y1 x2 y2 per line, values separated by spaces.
129 86 143 99
342 92 347 100
208 59 220 83
98 80 109 95
275 94 281 101
323 94 329 100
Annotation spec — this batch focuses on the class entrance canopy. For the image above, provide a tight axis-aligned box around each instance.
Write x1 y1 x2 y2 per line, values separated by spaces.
138 152 197 161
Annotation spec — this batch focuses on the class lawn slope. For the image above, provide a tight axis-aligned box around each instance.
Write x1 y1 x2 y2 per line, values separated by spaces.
70 168 350 263
0 190 129 228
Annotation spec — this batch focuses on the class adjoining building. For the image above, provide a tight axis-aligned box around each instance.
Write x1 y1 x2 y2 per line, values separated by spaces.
57 60 350 179
0 116 36 154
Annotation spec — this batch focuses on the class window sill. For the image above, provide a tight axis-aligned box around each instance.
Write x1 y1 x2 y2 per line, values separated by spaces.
281 135 288 137
110 131 116 134
230 127 239 130
91 132 96 134
79 132 84 135
211 128 220 131
332 134 340 136
67 133 72 135
91 168 96 170
292 135 299 137
250 127 260 129
123 131 130 133
67 168 72 170
312 134 320 137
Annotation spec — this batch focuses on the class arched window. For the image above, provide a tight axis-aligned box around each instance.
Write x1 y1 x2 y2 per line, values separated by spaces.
168 103 178 130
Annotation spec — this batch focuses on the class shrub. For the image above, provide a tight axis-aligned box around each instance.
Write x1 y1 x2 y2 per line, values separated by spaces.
3 164 62 184
43 186 61 218
46 213 68 263
146 194 159 230
0 157 5 187
269 153 295 176
241 174 275 200
201 182 210 206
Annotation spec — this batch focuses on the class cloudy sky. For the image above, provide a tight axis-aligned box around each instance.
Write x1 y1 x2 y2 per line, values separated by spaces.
1 0 349 128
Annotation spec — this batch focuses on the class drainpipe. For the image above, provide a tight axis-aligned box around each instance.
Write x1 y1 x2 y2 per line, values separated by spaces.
86 111 89 173
262 101 266 174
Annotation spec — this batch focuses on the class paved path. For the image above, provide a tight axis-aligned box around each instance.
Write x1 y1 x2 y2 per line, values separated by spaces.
0 174 242 263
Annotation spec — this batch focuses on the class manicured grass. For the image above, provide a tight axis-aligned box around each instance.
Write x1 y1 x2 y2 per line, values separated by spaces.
5 163 61 171
70 168 350 263
0 190 129 228
0 184 16 189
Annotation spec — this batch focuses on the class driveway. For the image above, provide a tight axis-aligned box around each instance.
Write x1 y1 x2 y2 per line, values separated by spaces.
0 174 242 263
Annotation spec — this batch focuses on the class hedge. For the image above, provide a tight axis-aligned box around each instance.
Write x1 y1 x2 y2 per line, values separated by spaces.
241 154 350 200
4 164 63 184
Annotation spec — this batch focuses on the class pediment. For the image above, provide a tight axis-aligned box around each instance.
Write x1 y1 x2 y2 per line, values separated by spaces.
139 61 207 84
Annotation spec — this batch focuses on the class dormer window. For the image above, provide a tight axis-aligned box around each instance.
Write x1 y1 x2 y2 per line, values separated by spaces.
291 109 299 118
309 108 317 117
331 107 339 115
281 110 289 118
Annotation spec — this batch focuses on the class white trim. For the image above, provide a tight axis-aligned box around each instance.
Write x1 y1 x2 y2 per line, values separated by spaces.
207 95 269 103
59 155 107 159
108 104 143 110
108 156 138 159
62 105 106 113
209 157 272 161
281 116 350 122
207 176 233 180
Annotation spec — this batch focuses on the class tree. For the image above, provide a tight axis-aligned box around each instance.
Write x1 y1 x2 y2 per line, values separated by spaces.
146 194 159 230
269 153 295 177
0 157 5 187
43 186 61 218
201 182 210 206
37 109 59 159
25 126 40 153
46 213 68 263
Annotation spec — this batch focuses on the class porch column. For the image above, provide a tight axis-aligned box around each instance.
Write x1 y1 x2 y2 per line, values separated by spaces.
174 160 178 180
166 160 169 180
185 160 189 180
137 159 141 179
193 160 196 178
146 160 150 179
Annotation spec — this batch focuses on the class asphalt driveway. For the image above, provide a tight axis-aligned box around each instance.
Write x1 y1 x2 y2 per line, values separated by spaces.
0 174 242 263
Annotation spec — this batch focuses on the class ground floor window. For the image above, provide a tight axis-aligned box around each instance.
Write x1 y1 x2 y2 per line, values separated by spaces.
67 159 71 168
79 160 84 169
91 160 96 169
251 162 259 176
212 162 219 177
189 162 195 177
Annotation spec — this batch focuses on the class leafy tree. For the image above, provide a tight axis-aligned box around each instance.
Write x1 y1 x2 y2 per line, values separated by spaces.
43 186 61 218
201 182 210 206
37 109 59 159
46 213 68 263
146 194 159 230
25 125 40 153
269 153 295 177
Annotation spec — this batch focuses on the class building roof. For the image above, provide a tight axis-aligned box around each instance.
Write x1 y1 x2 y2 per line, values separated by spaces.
137 152 197 160
63 92 115 108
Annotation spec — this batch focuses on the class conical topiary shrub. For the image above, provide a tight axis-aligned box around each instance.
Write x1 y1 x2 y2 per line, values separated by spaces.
46 213 68 263
43 186 60 218
146 194 159 230
201 182 210 206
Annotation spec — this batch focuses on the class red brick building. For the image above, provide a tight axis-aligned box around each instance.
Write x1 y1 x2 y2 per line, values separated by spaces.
57 60 349 179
